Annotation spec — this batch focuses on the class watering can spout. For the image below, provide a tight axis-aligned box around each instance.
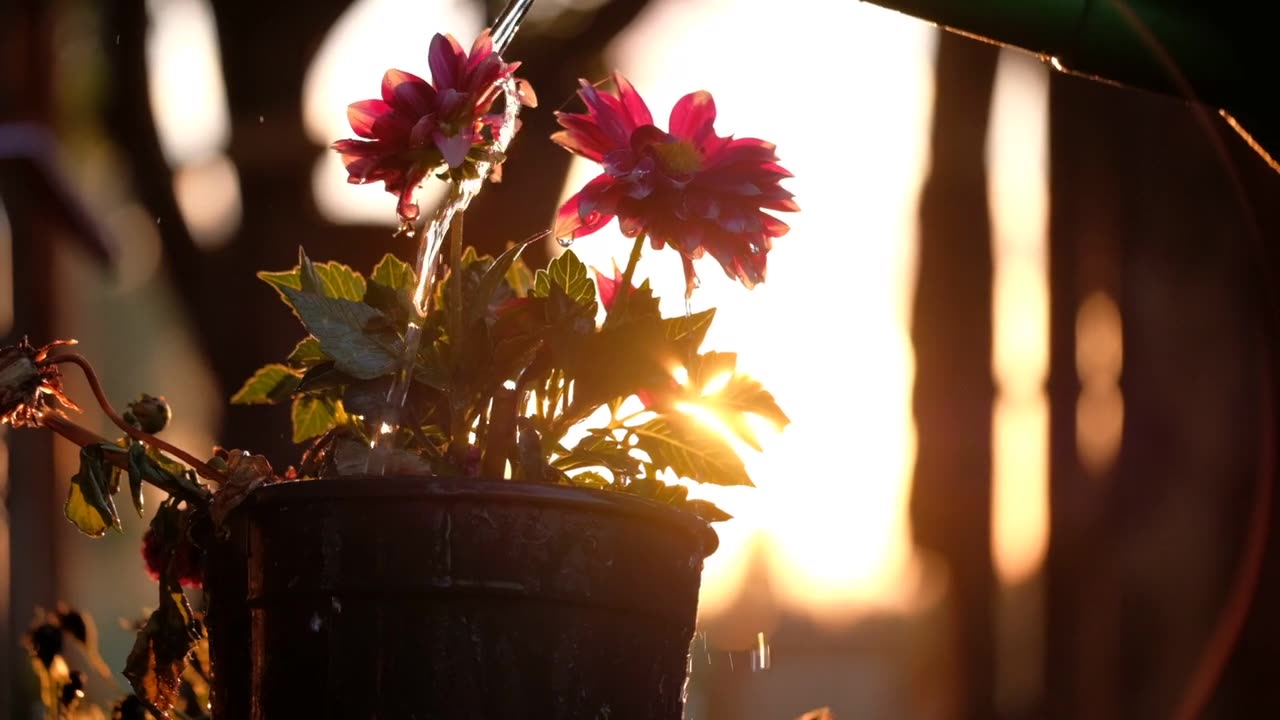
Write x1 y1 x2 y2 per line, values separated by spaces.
859 0 1280 172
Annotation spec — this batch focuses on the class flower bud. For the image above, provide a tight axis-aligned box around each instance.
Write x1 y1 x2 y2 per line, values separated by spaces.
128 394 171 434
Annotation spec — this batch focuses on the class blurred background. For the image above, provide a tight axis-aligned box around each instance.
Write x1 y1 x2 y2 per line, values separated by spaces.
2 0 1279 717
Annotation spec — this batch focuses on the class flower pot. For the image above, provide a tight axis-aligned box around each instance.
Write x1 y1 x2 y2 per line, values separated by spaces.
206 476 718 719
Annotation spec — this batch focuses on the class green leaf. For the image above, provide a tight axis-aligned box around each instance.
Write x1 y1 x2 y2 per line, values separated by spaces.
371 253 417 292
126 442 148 517
506 255 536 298
291 396 347 443
604 278 662 326
230 364 301 405
534 250 595 306
553 433 641 476
663 308 716 354
631 414 752 487
569 470 610 489
124 583 202 715
280 286 399 380
257 268 301 296
687 352 789 451
65 445 121 537
261 250 367 302
286 337 328 369
470 239 538 324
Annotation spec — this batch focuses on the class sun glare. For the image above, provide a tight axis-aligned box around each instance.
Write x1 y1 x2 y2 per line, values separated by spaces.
557 0 939 623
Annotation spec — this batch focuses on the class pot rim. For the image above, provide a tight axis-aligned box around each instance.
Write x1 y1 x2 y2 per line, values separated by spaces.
246 475 719 557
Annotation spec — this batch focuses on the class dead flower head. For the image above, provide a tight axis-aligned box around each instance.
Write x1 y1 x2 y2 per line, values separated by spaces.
0 338 80 427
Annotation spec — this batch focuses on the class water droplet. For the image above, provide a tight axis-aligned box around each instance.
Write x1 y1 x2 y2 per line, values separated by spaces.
557 235 575 248
748 243 762 254
727 652 734 671
684 298 693 318
308 612 322 632
751 631 771 671
155 217 161 225
258 115 264 124
115 34 120 45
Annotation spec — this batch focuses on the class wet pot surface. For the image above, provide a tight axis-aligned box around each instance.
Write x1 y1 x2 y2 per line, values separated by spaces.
207 476 718 720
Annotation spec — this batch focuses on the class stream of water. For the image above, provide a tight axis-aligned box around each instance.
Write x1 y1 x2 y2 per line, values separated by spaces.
368 5 531 471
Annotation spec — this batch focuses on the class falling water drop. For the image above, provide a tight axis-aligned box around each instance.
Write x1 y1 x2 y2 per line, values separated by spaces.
750 631 771 672
557 235 575 248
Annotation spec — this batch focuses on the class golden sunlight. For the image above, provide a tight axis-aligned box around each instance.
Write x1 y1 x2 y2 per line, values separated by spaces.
145 0 230 166
562 0 939 622
987 51 1050 586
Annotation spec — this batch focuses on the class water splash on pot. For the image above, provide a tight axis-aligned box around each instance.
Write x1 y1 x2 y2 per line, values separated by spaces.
369 76 524 472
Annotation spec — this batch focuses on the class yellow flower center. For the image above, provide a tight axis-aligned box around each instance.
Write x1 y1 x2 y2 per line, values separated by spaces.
653 140 702 175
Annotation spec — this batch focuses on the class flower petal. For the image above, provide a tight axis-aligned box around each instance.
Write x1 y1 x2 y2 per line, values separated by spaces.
669 91 717 143
551 113 617 162
434 130 473 168
612 72 653 128
429 33 465 89
555 179 616 240
382 69 434 115
347 99 392 139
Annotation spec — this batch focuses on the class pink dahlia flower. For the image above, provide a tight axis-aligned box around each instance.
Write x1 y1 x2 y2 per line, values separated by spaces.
332 31 534 220
554 73 797 294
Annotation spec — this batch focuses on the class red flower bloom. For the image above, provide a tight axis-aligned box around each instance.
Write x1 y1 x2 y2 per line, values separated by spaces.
332 31 533 220
142 526 204 589
553 73 798 295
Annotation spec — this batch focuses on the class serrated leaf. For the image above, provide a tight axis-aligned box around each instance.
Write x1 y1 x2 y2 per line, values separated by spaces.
534 250 594 305
663 308 715 354
631 414 752 487
280 287 399 380
316 262 367 301
65 445 121 537
230 364 301 405
261 252 367 303
291 396 347 443
287 337 328 369
684 352 789 451
371 253 417 292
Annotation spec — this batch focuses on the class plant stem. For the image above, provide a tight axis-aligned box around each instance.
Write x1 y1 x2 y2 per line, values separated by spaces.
448 212 468 457
39 414 209 505
49 353 225 484
620 233 645 290
450 210 465 337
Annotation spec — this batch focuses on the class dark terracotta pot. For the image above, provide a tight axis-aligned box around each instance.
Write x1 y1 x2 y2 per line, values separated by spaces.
206 477 718 720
